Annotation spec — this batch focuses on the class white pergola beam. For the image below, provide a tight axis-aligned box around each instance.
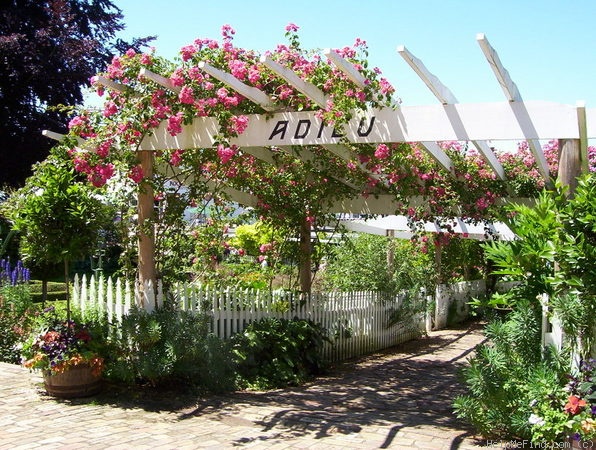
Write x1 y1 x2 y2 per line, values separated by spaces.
95 75 131 94
260 55 328 108
477 33 550 181
420 141 453 173
141 102 593 151
42 130 67 141
239 146 277 165
399 44 505 180
323 49 368 88
139 68 181 93
476 34 522 102
42 130 86 146
397 45 458 105
473 140 506 179
198 62 278 112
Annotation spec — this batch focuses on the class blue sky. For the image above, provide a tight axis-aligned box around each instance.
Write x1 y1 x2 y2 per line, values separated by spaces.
111 0 596 108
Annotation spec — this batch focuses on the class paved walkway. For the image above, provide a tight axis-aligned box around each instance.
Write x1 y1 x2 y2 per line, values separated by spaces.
0 322 496 449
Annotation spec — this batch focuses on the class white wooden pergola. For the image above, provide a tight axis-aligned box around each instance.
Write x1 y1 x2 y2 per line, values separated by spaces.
45 33 595 290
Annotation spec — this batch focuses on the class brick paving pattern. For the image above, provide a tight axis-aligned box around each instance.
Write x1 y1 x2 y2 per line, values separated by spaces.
0 322 498 449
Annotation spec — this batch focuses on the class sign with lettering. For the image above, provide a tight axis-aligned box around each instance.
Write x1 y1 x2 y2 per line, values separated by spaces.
141 101 586 151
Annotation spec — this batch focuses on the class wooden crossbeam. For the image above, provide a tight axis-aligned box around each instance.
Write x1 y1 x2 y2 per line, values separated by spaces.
477 33 550 181
399 44 505 180
397 46 458 105
139 68 181 93
42 130 86 146
197 62 278 112
323 49 368 88
260 55 328 108
95 75 130 94
419 141 454 173
239 146 277 165
142 102 591 150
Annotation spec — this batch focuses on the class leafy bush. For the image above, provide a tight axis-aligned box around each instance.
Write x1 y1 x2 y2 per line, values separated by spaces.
105 305 236 393
0 285 37 363
231 317 329 389
453 301 565 439
322 234 434 293
453 179 596 441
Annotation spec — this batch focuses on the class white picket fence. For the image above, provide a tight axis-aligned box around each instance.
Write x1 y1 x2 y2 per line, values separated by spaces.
72 274 430 362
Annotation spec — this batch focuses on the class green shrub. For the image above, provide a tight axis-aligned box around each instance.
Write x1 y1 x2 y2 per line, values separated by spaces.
231 317 329 389
0 285 37 363
453 302 550 439
322 234 434 293
105 305 236 393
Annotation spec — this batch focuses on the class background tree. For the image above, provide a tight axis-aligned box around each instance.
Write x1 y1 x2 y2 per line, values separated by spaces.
0 0 153 187
2 146 113 319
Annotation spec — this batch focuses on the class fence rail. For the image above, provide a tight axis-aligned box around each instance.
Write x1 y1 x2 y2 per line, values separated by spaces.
72 274 432 362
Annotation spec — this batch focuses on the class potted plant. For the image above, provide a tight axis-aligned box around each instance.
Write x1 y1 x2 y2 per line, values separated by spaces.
21 307 105 398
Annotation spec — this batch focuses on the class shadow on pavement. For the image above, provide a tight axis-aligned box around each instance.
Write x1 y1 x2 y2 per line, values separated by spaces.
47 321 486 448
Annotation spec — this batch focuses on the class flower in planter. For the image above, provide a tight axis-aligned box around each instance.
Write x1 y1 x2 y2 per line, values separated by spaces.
529 359 596 444
21 308 104 376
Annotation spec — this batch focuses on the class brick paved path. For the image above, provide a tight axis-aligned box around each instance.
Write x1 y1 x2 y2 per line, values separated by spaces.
0 322 493 449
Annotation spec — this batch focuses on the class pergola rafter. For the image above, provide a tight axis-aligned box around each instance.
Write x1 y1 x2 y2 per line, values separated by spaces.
398 45 506 180
477 33 551 182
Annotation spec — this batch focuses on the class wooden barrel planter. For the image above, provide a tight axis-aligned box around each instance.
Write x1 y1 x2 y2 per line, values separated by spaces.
43 364 102 398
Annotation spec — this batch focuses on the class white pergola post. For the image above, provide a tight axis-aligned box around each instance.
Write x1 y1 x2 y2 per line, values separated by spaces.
137 150 156 299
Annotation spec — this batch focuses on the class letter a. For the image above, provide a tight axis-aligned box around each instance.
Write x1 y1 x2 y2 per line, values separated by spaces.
269 121 289 140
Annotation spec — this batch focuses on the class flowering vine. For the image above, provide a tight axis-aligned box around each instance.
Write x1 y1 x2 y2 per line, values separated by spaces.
52 23 595 285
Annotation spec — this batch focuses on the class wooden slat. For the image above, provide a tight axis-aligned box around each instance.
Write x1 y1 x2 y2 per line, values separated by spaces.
420 141 453 173
477 33 550 181
95 75 131 94
323 48 368 88
42 130 86 146
399 45 505 179
139 67 181 93
476 34 521 102
260 55 328 108
397 45 458 105
198 61 277 111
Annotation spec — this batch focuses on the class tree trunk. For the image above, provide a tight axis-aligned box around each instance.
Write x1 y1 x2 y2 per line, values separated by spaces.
299 218 312 294
64 259 70 323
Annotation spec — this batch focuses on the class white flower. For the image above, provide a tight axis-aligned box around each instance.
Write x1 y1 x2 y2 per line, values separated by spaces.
529 414 546 426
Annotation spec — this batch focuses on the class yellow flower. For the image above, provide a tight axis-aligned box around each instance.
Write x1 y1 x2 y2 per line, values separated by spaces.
581 418 596 435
